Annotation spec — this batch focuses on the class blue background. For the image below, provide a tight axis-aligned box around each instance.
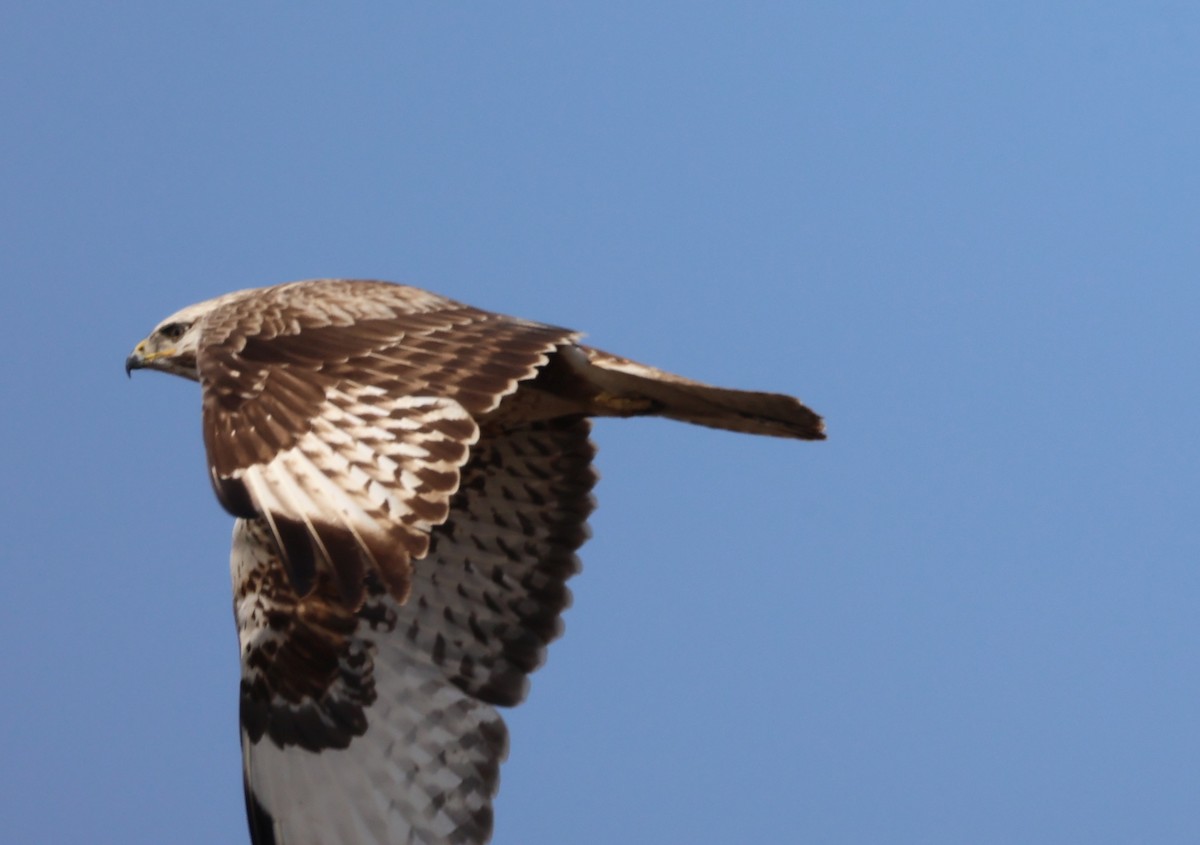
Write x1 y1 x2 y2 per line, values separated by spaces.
2 4 1196 843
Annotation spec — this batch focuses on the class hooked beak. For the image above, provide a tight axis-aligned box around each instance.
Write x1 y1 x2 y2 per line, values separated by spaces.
124 339 195 382
125 341 149 378
124 354 142 377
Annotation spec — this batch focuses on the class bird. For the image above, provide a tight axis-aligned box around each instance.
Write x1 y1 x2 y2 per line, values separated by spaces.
125 278 825 845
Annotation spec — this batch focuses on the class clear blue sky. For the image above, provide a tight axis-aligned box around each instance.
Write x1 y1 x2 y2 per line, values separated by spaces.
2 4 1197 843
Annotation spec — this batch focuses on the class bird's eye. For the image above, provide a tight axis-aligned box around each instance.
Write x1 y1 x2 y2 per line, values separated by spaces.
159 322 188 341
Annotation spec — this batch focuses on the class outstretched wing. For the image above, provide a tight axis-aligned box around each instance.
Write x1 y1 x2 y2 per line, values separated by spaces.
235 417 597 845
199 280 578 606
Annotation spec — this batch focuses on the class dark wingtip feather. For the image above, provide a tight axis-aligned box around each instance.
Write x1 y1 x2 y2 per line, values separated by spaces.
243 778 278 845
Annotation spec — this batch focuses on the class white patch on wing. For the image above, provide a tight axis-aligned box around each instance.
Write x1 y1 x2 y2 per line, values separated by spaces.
242 612 506 845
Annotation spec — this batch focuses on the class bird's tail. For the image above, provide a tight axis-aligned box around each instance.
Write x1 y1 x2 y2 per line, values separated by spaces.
559 345 825 440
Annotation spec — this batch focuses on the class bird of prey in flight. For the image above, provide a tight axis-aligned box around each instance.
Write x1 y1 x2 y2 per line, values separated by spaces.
126 278 824 845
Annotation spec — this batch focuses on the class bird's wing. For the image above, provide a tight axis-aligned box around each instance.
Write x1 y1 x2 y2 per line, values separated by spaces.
235 416 596 845
198 280 577 606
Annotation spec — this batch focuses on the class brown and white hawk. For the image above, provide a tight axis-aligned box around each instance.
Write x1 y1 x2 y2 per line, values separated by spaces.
125 279 824 845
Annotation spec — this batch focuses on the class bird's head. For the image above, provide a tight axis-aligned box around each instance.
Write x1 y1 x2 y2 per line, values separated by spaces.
125 299 222 381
